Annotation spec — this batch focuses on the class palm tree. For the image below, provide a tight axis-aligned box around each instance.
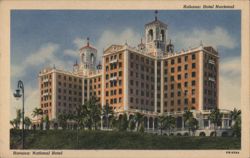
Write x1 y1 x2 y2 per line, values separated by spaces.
208 108 222 137
24 117 32 130
32 107 43 129
183 110 194 136
10 109 22 129
15 109 22 129
120 113 129 131
158 115 166 135
230 108 241 137
128 115 136 131
189 118 198 136
10 119 19 129
165 115 176 136
102 103 114 129
44 115 50 130
58 113 68 129
88 96 101 130
134 112 144 132
10 120 15 129
230 108 241 125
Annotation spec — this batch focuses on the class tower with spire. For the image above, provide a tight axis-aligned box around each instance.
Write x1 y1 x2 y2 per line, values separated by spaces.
144 10 168 56
79 37 98 76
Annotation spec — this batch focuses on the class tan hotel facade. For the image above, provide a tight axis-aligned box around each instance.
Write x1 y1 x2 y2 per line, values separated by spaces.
39 15 220 128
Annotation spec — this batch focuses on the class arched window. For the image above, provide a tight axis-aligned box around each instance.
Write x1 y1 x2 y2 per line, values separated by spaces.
161 30 165 41
91 53 95 64
148 29 153 42
81 54 85 63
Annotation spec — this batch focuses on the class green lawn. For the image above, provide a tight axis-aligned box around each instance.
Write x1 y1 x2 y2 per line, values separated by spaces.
10 129 240 149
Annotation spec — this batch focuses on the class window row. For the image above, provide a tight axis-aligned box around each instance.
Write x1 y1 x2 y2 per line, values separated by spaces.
57 74 82 83
106 80 122 88
58 82 82 89
105 89 122 96
105 53 122 62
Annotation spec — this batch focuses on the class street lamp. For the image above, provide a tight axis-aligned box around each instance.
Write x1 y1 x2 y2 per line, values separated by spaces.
13 80 25 149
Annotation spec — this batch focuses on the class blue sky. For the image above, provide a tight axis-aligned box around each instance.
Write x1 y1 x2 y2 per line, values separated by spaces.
11 10 241 119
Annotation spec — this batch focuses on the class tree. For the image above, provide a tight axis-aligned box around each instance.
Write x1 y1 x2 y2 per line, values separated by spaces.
10 120 15 129
183 110 194 136
10 119 19 129
165 115 176 136
102 103 114 129
128 115 136 131
44 115 50 130
189 118 199 136
120 114 129 131
58 113 68 129
24 117 32 130
10 109 22 129
158 115 166 135
88 96 101 130
208 108 222 137
134 112 144 132
73 96 101 130
32 107 43 129
230 108 241 137
230 108 241 125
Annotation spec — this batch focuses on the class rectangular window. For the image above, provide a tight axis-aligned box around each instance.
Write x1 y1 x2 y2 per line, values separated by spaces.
171 59 175 65
192 98 196 104
184 82 188 87
192 89 195 95
177 74 181 80
171 67 175 73
192 72 196 77
177 91 181 96
192 80 196 86
178 66 181 72
171 76 174 81
192 54 196 60
178 57 181 63
119 71 122 76
184 64 188 70
184 56 188 62
192 63 196 68
185 73 188 79
119 89 122 94
130 97 133 103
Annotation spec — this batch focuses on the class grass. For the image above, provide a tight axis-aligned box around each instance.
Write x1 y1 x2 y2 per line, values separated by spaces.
10 129 241 150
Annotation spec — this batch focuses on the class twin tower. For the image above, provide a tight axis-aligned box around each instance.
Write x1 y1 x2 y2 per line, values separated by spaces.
74 11 174 76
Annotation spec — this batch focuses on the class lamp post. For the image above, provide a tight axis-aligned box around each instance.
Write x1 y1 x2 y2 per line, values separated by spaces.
13 80 25 149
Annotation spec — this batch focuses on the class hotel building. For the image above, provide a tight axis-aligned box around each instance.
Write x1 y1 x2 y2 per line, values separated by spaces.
38 13 232 136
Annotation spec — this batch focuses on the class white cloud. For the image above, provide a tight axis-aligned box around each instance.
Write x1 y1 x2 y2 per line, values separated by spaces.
172 26 237 51
219 56 241 110
64 49 78 58
73 37 87 49
11 43 59 78
70 28 142 63
12 43 75 79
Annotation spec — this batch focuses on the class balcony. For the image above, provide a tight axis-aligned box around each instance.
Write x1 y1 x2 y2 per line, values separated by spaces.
109 59 118 64
109 76 117 81
208 77 215 82
43 78 49 82
43 92 49 96
208 59 215 65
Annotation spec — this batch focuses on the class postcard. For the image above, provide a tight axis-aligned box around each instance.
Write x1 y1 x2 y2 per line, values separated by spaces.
0 0 249 158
